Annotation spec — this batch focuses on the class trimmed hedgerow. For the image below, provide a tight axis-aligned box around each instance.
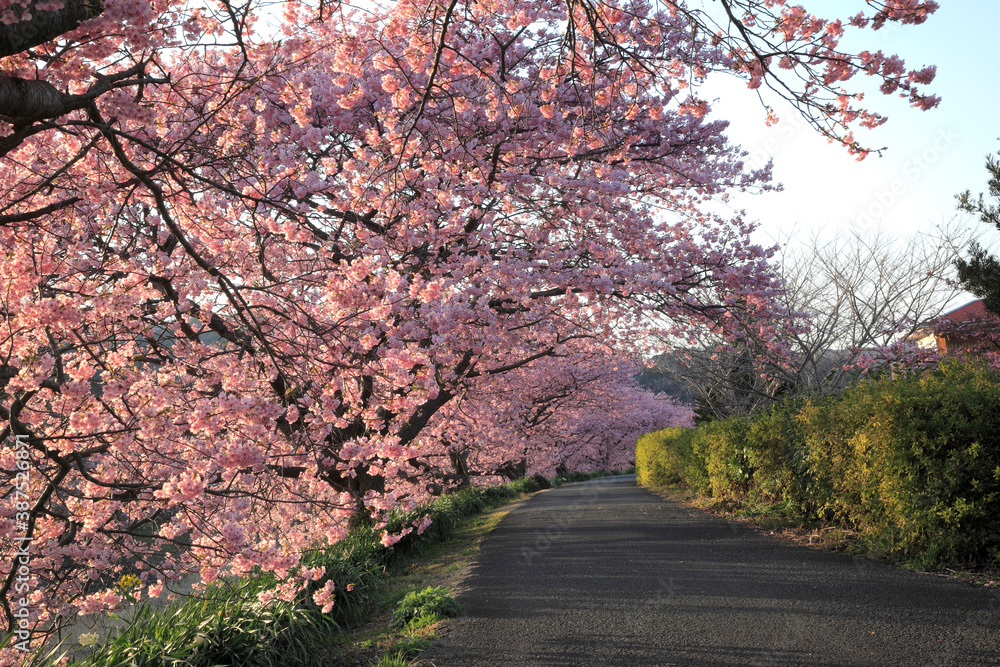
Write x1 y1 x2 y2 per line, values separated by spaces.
636 359 1000 568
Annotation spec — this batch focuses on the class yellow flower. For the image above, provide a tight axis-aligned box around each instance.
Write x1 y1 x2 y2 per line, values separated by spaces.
115 574 141 595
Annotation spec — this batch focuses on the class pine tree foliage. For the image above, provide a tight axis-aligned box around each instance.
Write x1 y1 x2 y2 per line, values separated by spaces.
956 153 1000 315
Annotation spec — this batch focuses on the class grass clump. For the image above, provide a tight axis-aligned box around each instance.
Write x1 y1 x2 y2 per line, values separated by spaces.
369 636 431 666
389 586 462 630
64 580 337 667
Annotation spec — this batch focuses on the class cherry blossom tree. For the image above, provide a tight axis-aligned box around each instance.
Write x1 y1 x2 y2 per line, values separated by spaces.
423 342 694 486
909 300 1000 369
0 0 941 655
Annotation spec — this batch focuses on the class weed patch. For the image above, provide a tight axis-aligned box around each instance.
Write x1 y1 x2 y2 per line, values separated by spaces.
390 587 462 630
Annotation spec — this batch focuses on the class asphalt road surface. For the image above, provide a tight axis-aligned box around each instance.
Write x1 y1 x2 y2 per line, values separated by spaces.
420 475 1000 666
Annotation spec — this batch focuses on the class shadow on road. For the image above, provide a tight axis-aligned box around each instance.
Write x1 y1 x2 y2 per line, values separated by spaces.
422 475 1000 666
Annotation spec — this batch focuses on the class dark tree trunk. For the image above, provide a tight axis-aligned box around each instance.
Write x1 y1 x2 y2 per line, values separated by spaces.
497 459 527 481
448 447 471 489
0 0 103 58
0 76 64 118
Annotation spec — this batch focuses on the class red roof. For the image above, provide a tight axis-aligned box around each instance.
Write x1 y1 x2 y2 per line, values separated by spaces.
938 300 987 323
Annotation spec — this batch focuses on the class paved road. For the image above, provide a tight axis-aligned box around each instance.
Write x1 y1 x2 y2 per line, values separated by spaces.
421 475 1000 666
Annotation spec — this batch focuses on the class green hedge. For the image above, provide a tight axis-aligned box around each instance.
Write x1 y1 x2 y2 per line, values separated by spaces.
636 359 1000 567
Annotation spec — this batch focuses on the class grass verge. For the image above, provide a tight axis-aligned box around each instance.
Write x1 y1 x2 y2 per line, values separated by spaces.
327 469 628 666
327 488 532 666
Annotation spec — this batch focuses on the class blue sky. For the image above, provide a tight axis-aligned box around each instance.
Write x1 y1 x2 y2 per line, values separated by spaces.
698 0 1000 259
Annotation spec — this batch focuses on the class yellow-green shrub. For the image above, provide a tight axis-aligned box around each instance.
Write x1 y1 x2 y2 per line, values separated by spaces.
694 418 753 501
636 427 695 488
793 386 879 523
742 403 803 505
847 361 1000 564
635 359 1000 567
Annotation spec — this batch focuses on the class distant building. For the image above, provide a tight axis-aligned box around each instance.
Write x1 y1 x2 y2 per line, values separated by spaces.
907 300 994 356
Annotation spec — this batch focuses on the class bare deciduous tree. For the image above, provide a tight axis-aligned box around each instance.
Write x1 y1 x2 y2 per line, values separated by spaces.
653 221 971 419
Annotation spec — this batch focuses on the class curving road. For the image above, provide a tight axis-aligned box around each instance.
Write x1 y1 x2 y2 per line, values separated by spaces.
421 475 1000 666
